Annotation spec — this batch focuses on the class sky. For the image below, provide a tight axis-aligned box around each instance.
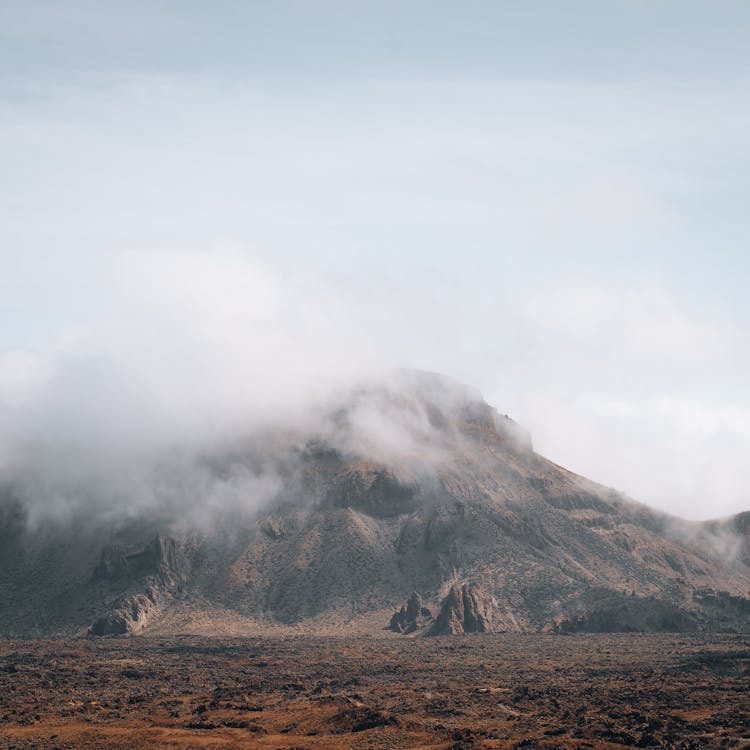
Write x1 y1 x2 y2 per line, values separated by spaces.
1 1 749 519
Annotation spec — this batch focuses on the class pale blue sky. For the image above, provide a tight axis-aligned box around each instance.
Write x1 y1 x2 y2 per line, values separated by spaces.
1 2 749 518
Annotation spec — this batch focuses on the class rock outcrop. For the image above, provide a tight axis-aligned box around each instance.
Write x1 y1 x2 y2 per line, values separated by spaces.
88 588 158 636
88 534 185 636
389 592 433 633
325 463 419 519
552 593 699 634
429 583 495 635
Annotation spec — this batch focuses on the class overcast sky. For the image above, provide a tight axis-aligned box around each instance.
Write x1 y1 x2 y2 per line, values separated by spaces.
1 1 749 519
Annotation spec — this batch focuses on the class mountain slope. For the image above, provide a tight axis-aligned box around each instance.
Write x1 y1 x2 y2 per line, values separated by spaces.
1 371 749 636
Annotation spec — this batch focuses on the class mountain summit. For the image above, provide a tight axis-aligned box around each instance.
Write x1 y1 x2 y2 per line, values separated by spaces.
1 371 749 636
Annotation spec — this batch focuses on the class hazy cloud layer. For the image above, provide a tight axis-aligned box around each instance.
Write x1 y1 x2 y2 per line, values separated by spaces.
493 283 749 520
0 249 386 522
0 248 747 521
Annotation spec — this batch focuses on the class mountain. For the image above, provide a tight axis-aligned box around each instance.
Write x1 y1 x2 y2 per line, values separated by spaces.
1 371 749 637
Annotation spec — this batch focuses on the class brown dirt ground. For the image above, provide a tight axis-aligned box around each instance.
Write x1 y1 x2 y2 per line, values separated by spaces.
1 634 749 749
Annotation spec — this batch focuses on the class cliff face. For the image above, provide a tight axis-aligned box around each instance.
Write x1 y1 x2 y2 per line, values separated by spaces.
1 371 749 637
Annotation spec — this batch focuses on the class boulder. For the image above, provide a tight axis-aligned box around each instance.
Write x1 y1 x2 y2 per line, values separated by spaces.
88 588 158 636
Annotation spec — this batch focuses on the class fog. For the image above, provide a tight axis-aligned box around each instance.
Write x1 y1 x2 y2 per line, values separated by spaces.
1 245 748 524
0 250 490 525
0 249 378 524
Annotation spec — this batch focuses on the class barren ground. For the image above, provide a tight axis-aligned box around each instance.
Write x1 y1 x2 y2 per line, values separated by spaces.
1 634 749 749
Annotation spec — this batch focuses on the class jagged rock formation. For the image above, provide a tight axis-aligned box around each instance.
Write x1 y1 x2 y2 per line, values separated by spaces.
428 583 495 635
1 371 750 636
389 592 433 633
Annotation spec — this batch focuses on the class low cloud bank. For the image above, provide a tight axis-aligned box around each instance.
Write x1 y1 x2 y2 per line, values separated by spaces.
0 249 391 524
0 253 486 526
1 249 748 524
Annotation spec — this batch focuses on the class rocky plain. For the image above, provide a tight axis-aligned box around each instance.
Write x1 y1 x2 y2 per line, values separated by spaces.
2 633 750 749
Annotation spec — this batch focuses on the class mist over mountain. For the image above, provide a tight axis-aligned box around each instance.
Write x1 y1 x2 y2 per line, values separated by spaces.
2 247 748 523
2 370 749 638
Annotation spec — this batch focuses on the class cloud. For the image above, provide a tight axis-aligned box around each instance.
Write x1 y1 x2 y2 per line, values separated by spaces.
519 281 732 365
0 349 50 408
494 282 750 519
2 251 748 524
0 248 402 525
